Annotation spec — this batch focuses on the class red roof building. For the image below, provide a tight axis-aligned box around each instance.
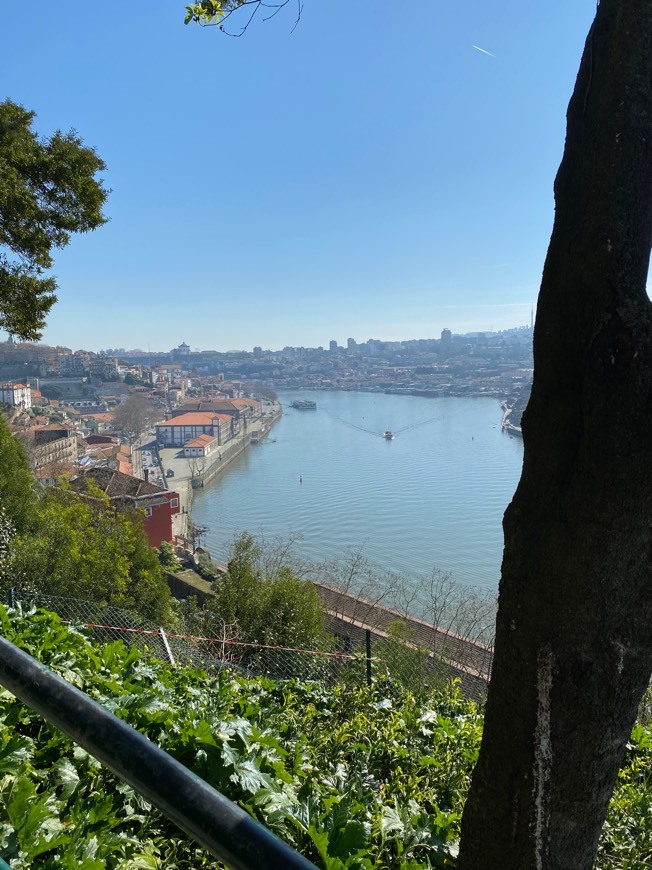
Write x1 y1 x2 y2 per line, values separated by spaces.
156 411 233 448
69 467 181 548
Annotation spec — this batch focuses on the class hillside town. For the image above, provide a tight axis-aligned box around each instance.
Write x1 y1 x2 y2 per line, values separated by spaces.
0 323 533 400
0 359 280 554
0 325 531 556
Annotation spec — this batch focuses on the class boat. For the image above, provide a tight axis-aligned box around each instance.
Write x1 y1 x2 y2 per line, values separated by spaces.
291 400 317 410
383 431 395 440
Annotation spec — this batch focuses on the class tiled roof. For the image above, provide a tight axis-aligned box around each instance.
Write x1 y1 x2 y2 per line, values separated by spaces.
185 434 217 447
70 467 167 498
158 412 230 427
177 401 239 414
83 412 115 422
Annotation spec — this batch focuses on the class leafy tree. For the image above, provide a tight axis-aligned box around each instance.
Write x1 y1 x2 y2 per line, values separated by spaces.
10 484 171 622
157 539 181 571
0 413 38 534
458 4 652 868
211 532 324 647
0 100 108 340
195 550 219 580
0 504 15 586
112 394 158 443
39 384 64 401
123 373 149 386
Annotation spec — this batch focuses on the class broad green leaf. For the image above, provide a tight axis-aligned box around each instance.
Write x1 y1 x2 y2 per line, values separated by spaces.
381 804 405 837
54 756 80 800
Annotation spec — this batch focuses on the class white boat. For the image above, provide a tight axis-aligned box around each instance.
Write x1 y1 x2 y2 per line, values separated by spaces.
383 430 394 440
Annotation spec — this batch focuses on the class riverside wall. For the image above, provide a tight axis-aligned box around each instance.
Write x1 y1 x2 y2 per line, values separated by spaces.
161 404 282 543
196 405 283 489
501 400 523 438
313 582 493 701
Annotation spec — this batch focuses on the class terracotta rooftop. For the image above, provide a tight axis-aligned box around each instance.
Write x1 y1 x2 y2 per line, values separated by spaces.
185 433 217 448
177 401 239 414
158 411 231 427
70 467 167 499
230 398 260 409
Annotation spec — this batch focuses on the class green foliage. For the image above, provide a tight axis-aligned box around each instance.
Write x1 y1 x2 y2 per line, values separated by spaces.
0 100 108 340
0 606 648 867
637 685 652 727
0 605 476 867
0 414 38 534
375 621 449 697
185 0 227 25
195 551 219 581
123 373 149 387
157 540 181 571
211 532 324 647
0 505 15 586
256 387 278 401
39 384 63 401
9 485 171 623
598 723 652 867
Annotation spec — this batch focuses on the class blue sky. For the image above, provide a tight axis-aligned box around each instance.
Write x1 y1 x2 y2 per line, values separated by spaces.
1 2 598 352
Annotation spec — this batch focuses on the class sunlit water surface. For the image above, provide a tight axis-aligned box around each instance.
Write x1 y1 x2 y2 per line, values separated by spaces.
191 391 524 591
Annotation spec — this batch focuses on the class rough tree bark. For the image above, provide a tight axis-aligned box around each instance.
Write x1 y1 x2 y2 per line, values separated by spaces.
458 2 652 869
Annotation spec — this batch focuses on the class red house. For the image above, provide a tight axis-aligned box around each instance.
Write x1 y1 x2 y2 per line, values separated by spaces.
69 467 181 548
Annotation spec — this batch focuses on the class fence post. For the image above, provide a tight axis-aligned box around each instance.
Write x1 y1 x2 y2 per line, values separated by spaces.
159 628 176 667
365 629 372 687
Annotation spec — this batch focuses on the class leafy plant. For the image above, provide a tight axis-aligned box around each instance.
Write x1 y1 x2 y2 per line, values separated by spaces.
0 604 648 867
157 541 181 572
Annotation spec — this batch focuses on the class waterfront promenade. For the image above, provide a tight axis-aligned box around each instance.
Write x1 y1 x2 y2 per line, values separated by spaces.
158 402 281 543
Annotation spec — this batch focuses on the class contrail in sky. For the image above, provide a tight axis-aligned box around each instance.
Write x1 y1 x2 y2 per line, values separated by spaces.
472 44 496 57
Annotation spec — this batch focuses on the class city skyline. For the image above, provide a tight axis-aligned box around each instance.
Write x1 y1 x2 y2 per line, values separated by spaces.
3 303 534 355
7 320 533 357
1 3 601 351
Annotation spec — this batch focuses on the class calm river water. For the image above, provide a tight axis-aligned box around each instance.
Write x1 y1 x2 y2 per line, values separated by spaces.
191 391 524 592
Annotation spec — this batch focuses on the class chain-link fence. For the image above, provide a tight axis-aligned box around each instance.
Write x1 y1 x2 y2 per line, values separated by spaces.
1 588 490 701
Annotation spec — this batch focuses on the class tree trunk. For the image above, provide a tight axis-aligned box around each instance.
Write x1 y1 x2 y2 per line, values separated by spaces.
458 3 652 868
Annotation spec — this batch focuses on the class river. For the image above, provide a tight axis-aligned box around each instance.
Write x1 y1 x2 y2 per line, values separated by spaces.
191 391 524 592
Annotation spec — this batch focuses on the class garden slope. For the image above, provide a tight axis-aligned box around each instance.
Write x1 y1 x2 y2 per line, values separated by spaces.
0 606 647 868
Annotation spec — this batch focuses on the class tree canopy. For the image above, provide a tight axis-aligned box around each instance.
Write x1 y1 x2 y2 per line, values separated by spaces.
111 394 159 443
0 100 108 340
0 413 38 534
9 483 171 622
210 532 324 647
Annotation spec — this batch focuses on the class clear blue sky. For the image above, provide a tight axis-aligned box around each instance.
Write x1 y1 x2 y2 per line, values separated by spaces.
1 2 600 353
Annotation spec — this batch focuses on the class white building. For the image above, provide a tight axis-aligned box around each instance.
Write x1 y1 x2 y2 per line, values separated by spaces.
0 383 31 410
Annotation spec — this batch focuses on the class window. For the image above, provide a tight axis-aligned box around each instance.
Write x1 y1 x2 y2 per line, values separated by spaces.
170 498 179 508
144 507 153 517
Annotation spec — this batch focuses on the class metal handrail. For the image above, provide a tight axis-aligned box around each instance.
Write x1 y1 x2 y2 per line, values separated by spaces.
0 636 317 870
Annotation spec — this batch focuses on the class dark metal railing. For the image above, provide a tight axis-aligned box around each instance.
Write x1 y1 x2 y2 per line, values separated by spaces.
0 635 317 870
